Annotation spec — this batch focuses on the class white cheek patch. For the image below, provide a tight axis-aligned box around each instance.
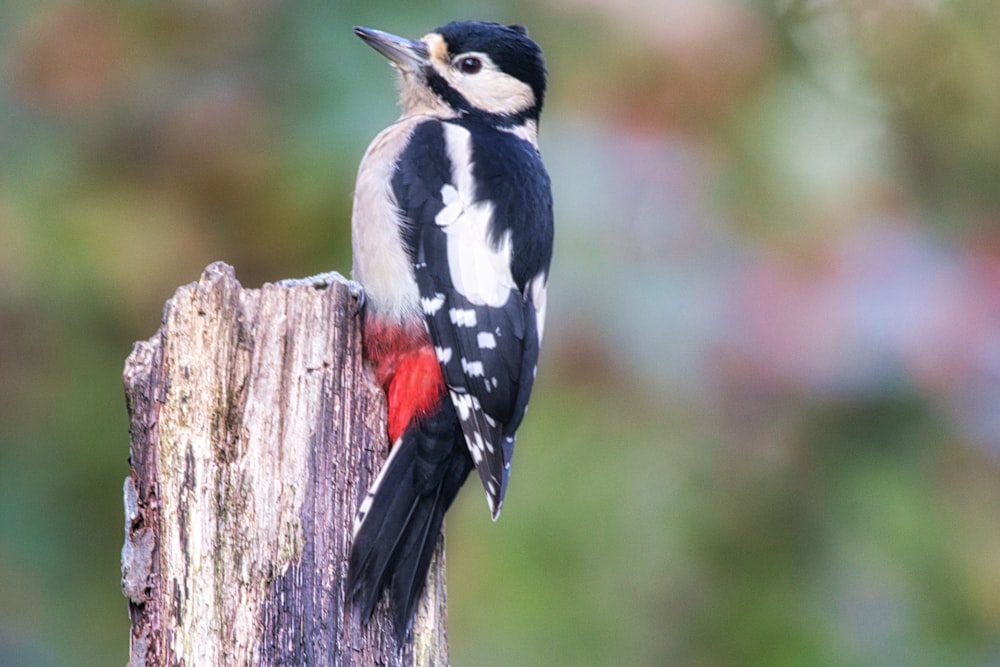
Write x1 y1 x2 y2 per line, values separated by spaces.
431 53 536 116
435 123 516 308
457 68 534 115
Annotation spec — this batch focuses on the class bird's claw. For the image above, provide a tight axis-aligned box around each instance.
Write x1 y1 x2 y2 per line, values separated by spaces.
276 271 347 290
274 271 365 309
348 280 366 310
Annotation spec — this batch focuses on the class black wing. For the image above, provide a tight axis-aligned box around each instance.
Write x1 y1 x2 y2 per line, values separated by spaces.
392 119 552 517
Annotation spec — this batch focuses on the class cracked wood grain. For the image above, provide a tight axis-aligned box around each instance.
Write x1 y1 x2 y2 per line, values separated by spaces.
121 262 449 666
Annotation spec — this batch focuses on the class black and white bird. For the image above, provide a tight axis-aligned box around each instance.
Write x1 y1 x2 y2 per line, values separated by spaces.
345 21 553 640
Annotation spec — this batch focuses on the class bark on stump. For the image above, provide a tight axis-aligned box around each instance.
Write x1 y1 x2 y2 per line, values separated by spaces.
120 262 448 666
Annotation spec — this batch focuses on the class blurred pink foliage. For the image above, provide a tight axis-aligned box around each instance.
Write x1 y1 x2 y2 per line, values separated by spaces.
725 221 1000 448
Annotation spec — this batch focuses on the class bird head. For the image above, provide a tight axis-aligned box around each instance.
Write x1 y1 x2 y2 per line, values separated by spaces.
355 21 547 128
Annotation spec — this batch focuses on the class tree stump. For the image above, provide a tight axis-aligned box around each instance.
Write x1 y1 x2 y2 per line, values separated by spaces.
120 262 449 666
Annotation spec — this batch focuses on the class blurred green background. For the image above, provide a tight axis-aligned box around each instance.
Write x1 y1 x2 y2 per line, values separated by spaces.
3 0 1000 664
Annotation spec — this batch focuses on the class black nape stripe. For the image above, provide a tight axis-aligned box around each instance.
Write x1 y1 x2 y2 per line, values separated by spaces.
423 70 540 128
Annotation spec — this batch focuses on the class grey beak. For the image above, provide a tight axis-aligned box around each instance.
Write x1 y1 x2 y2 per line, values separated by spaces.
354 26 429 71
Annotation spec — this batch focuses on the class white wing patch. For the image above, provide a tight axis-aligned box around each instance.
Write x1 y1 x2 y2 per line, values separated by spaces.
436 123 516 308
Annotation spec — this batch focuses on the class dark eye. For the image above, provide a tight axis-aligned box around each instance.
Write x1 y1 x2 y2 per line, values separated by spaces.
458 57 482 74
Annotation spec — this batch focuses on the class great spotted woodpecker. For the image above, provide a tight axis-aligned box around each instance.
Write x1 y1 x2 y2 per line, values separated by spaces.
346 21 553 640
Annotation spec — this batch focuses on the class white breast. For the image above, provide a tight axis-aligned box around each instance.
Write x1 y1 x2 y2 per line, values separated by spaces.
351 117 425 323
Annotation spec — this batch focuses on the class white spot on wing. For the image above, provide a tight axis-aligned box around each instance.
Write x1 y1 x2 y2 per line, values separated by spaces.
466 425 484 465
449 307 477 327
452 392 473 421
472 431 485 450
462 358 485 377
421 293 445 315
435 346 452 364
477 331 496 349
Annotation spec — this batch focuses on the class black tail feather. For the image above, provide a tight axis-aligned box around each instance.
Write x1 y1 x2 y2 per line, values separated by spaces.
389 481 446 633
347 440 422 620
347 398 473 642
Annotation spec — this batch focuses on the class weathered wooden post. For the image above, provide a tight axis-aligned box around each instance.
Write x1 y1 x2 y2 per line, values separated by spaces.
120 262 448 666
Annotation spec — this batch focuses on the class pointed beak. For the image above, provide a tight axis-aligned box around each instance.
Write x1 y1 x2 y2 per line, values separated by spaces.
354 26 429 72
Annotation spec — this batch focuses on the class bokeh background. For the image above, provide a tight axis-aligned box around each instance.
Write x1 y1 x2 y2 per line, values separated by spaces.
3 0 1000 664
